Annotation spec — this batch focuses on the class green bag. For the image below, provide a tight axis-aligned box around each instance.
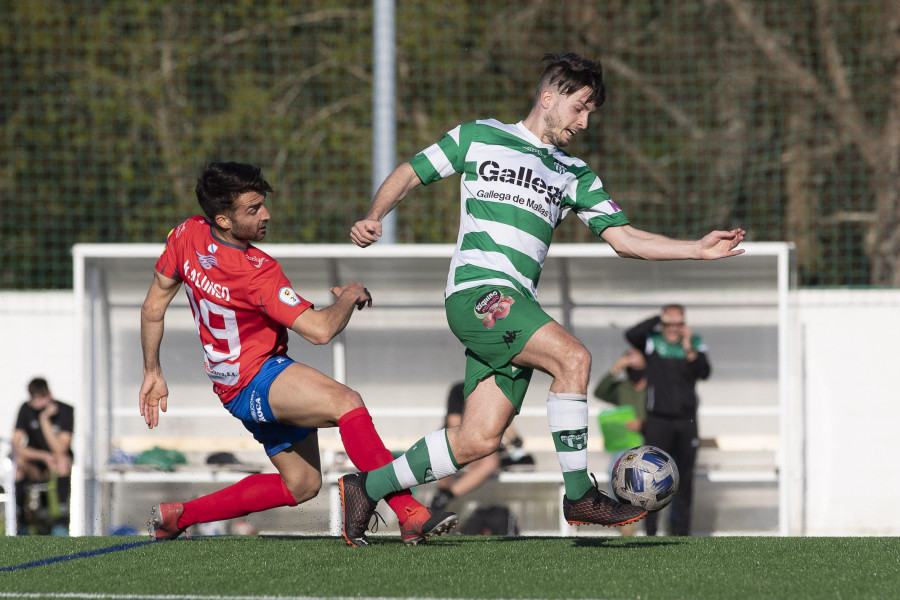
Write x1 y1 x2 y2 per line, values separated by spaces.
597 406 643 452
135 446 187 472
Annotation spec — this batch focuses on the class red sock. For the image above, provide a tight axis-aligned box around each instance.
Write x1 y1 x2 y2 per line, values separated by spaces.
179 473 296 528
338 406 422 523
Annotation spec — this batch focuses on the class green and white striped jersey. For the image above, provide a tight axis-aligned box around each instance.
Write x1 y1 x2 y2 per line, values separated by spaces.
409 119 629 301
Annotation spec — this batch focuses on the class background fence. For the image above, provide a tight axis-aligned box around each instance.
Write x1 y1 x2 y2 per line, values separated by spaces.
2 0 898 289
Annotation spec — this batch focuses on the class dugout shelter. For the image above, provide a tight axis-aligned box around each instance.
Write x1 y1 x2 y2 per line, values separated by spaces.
71 242 796 536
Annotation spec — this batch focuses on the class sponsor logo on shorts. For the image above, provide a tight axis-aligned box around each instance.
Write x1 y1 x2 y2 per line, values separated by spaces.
473 289 516 329
502 329 522 348
279 287 301 306
250 390 267 423
559 430 587 450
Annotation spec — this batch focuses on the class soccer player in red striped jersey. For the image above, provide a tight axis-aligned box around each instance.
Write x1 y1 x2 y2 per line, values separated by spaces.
139 162 457 546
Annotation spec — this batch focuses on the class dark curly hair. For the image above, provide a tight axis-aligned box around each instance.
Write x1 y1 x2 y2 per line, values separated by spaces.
195 162 273 220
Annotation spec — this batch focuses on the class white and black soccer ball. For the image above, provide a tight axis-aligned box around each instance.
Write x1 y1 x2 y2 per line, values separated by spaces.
611 445 680 512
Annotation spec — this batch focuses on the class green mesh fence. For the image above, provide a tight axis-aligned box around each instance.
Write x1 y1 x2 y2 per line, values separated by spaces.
2 1 897 289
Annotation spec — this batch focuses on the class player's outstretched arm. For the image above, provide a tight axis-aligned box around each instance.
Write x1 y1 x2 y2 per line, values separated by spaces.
351 162 422 247
601 225 745 261
290 281 372 345
139 271 181 429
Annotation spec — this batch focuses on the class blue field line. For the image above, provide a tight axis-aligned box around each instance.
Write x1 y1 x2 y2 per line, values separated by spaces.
0 540 156 573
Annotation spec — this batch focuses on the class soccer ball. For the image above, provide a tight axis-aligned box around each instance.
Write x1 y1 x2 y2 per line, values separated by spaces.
611 445 680 511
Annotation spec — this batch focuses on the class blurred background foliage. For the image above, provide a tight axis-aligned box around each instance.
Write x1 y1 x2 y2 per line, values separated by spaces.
1 0 898 288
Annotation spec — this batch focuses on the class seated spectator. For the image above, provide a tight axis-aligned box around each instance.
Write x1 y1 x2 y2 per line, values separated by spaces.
13 377 74 535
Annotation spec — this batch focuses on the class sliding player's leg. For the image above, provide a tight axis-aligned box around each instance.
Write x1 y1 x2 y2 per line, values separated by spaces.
266 360 425 529
149 434 315 539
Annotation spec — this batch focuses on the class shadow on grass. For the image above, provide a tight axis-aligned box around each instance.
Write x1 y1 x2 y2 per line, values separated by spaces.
159 533 685 550
364 535 686 548
571 536 684 548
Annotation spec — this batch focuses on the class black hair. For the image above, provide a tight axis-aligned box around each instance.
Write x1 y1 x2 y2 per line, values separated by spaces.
195 162 274 220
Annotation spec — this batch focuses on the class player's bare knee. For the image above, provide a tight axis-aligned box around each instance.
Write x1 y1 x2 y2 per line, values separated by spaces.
287 476 322 504
558 344 591 386
335 387 365 418
573 344 592 381
456 433 502 464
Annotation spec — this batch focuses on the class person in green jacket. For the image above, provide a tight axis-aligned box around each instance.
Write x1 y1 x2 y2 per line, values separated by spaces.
593 348 647 536
593 348 647 436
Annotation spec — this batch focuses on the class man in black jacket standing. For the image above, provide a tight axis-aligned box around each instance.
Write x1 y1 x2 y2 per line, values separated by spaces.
625 304 710 536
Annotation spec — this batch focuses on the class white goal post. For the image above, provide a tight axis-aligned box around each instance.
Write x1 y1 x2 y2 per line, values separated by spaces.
72 242 796 536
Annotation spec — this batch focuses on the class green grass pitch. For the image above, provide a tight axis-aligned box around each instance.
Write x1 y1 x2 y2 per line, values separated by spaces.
0 534 897 599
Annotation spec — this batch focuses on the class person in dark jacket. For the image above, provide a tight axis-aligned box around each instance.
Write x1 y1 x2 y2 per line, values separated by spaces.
625 304 710 535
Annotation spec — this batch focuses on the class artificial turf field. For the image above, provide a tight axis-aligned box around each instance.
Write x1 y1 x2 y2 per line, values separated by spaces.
0 535 897 600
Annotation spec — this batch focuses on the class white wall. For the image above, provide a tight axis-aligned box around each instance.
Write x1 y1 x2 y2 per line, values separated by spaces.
0 292 78 441
2 287 898 535
796 289 900 535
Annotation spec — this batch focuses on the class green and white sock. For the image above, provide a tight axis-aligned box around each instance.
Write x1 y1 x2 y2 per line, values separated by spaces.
364 428 459 501
547 391 592 500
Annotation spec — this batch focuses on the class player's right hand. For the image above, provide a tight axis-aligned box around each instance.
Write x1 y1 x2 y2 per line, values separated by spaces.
350 219 382 247
139 373 169 430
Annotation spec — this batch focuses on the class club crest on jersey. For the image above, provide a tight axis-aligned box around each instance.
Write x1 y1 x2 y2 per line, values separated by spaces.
196 250 218 270
473 289 516 330
279 287 301 306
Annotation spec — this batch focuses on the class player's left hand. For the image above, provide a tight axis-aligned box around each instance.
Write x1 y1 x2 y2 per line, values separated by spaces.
331 281 373 311
697 228 746 259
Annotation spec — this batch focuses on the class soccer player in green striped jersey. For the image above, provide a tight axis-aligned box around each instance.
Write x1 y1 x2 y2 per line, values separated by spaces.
343 52 745 542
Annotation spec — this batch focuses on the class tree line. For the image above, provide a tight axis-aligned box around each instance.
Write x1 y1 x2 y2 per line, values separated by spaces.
1 0 896 288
